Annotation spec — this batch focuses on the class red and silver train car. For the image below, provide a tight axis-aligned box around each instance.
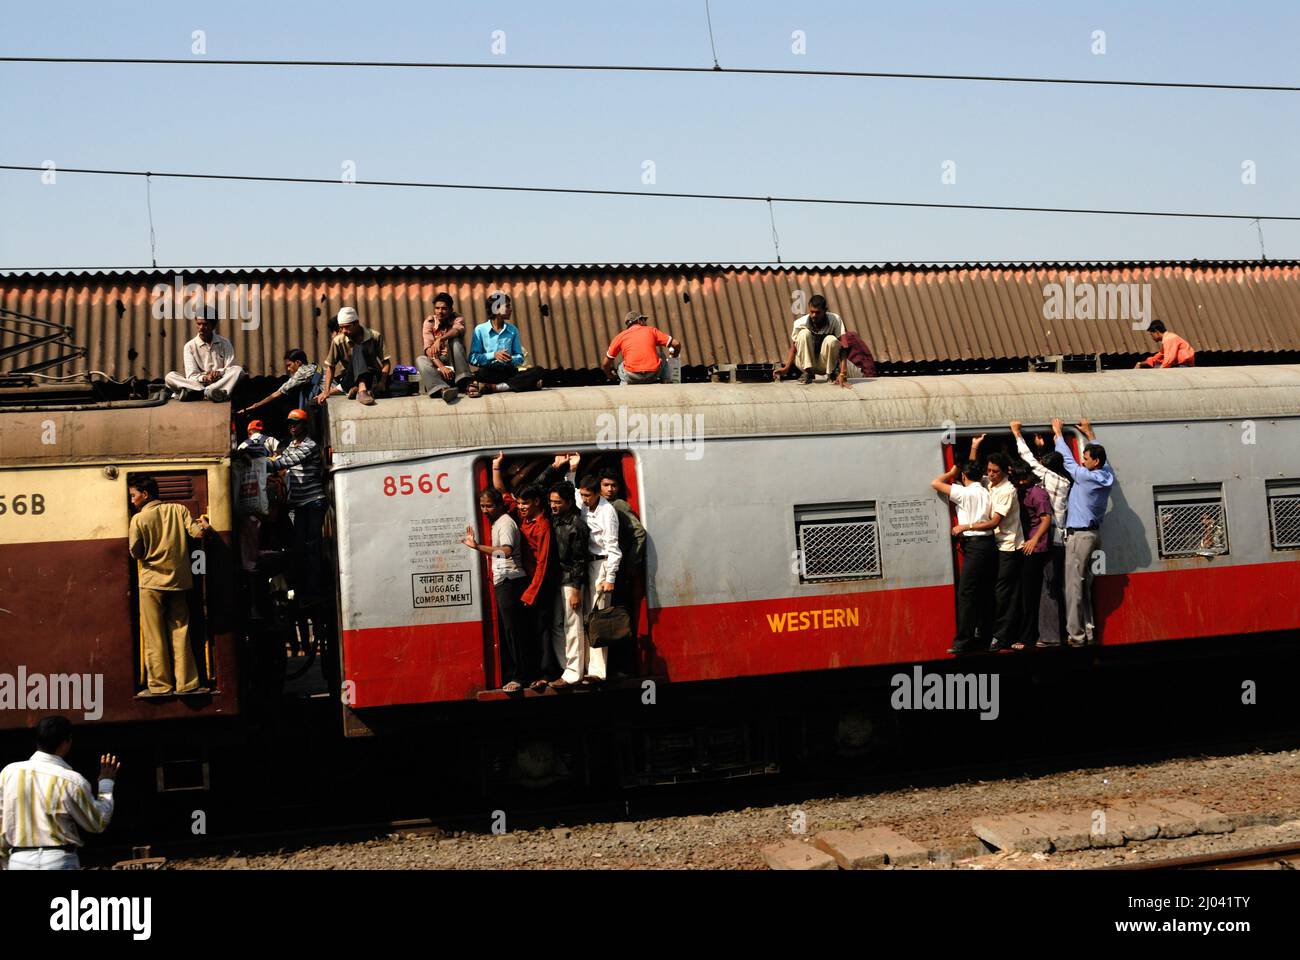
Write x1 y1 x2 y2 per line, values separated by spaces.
328 364 1300 739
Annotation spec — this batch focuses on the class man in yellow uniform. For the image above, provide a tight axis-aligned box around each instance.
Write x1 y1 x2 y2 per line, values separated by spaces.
127 476 211 697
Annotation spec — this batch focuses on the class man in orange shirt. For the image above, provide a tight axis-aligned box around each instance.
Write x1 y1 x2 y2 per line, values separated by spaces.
1135 320 1195 368
602 312 682 384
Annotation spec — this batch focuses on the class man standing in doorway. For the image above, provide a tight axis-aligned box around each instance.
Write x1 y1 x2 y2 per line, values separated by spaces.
1053 417 1115 646
128 475 211 696
932 441 994 655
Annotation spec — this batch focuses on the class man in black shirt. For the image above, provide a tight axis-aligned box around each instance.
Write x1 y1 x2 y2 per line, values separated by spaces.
547 480 590 688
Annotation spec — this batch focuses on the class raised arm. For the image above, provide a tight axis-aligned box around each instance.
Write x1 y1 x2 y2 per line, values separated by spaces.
491 451 507 492
1010 421 1049 480
931 463 960 498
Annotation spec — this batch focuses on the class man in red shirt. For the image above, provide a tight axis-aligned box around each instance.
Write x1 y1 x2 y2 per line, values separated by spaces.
602 311 682 384
1135 320 1195 368
491 456 559 690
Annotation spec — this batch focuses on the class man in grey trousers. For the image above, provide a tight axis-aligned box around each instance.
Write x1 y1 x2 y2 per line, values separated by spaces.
1051 417 1116 646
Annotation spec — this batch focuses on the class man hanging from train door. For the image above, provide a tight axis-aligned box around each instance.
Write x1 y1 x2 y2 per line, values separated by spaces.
932 440 995 655
128 476 212 697
1052 417 1115 646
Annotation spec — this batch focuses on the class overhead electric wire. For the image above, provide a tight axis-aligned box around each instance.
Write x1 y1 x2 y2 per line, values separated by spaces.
1 55 1298 93
0 164 1295 222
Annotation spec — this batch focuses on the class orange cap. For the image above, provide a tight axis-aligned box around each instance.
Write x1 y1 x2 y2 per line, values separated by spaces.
247 419 264 432
287 409 309 421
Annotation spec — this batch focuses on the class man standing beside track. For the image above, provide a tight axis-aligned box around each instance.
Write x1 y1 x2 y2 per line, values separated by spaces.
1052 417 1115 646
1 717 120 870
128 475 212 697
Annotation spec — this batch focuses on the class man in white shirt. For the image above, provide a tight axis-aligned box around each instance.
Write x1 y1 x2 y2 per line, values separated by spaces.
961 451 1025 652
164 316 244 402
932 446 995 655
773 294 846 384
1 716 119 870
462 488 533 693
576 473 622 682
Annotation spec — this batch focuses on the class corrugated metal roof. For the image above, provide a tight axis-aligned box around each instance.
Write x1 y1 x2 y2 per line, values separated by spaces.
3 261 1300 378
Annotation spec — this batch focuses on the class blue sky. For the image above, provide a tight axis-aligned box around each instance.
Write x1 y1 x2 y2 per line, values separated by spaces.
2 0 1298 269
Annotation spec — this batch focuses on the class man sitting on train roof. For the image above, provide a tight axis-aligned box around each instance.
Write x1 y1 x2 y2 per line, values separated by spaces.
128 476 211 697
466 292 545 397
418 292 473 404
601 311 682 384
238 348 330 417
164 315 244 403
772 294 844 385
317 307 390 407
1134 319 1195 369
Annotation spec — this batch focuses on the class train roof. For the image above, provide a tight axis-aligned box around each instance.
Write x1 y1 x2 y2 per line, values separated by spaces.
329 364 1300 465
0 397 231 466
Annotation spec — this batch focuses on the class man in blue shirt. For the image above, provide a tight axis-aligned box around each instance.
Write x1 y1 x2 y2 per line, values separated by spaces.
1052 417 1116 646
466 292 543 396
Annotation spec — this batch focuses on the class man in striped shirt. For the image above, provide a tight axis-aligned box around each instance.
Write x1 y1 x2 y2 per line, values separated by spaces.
1 716 120 870
269 408 328 606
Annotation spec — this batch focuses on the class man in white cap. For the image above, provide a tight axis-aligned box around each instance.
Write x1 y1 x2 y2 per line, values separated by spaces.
317 307 391 407
164 315 244 402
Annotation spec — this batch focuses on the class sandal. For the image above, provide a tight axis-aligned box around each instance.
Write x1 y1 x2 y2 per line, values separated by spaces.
502 680 522 693
466 383 482 398
357 386 375 406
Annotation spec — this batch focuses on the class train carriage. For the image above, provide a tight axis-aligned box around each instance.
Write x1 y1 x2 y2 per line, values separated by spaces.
327 364 1300 739
0 399 240 731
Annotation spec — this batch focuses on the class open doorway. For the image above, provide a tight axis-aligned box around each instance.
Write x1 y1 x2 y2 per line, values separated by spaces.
472 450 649 693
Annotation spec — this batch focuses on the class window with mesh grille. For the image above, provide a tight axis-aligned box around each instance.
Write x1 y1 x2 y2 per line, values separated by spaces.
794 502 881 582
1153 484 1228 558
1266 480 1300 550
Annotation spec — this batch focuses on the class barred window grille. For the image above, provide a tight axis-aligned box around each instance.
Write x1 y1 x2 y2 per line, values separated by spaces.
1153 484 1228 558
795 503 881 582
1266 480 1300 550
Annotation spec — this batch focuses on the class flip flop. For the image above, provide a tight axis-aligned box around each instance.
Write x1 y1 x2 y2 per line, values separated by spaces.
502 680 522 693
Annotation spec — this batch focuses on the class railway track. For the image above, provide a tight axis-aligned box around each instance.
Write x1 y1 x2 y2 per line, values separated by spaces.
1107 841 1300 871
95 725 1300 868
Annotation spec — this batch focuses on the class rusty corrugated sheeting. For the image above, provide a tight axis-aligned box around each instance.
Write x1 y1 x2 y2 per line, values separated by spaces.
3 262 1300 378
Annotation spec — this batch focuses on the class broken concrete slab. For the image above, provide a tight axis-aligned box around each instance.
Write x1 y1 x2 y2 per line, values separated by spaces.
761 840 839 871
1016 810 1124 851
1146 798 1234 835
813 830 888 869
926 836 992 864
854 826 930 866
1104 800 1197 839
971 815 1052 854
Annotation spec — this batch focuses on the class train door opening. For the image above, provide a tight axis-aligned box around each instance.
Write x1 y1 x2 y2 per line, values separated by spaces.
943 427 1080 649
126 470 214 695
472 450 649 694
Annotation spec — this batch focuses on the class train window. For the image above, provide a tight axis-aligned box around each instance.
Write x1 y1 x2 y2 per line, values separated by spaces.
794 502 882 583
1153 483 1229 558
1266 480 1300 550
